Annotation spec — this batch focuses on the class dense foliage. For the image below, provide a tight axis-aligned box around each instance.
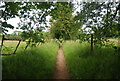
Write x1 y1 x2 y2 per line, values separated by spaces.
1 1 119 46
50 2 78 40
74 2 120 46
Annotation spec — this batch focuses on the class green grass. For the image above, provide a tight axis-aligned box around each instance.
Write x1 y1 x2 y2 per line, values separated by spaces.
2 41 59 79
1 40 26 54
63 41 120 79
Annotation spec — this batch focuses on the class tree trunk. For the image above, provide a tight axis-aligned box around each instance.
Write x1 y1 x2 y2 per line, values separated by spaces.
13 40 21 54
90 34 93 55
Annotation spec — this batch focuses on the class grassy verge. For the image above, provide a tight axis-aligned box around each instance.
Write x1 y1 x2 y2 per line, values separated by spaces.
2 41 59 79
63 41 120 79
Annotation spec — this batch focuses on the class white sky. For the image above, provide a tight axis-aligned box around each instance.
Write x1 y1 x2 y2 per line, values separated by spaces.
4 0 118 34
6 15 52 34
6 17 21 34
5 2 80 34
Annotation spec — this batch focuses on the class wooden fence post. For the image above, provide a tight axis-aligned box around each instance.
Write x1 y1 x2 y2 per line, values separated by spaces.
24 40 30 50
13 40 21 54
90 34 93 55
0 35 4 54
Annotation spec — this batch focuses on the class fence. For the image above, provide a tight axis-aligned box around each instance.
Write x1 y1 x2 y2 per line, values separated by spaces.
0 35 22 56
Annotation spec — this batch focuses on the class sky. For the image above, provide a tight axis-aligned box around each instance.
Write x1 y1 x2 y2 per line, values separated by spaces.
7 17 21 34
2 0 118 34
5 1 80 34
6 16 51 34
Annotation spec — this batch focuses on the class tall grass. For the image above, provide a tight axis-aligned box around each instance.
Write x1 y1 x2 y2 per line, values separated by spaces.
2 41 59 79
63 41 120 79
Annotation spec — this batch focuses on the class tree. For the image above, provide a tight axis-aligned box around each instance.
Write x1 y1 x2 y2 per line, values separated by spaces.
0 2 22 33
75 2 120 46
49 2 79 40
18 2 53 47
0 2 54 48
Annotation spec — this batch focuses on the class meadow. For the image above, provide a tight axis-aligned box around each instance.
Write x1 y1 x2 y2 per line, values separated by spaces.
0 40 26 54
63 40 120 79
2 40 59 79
1 39 120 79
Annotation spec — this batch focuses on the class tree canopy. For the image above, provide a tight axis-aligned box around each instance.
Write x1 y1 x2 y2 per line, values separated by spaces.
0 1 119 44
50 2 81 40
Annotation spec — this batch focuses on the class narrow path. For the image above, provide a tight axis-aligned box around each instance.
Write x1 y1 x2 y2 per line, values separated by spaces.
53 43 70 79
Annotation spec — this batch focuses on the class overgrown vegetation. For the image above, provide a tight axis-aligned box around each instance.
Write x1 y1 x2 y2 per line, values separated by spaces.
2 42 58 79
63 41 120 79
0 1 120 79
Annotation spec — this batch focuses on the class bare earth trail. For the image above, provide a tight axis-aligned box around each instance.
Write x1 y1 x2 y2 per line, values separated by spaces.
53 43 70 79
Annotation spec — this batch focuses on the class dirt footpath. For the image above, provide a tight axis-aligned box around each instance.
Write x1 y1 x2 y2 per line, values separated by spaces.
53 43 70 79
